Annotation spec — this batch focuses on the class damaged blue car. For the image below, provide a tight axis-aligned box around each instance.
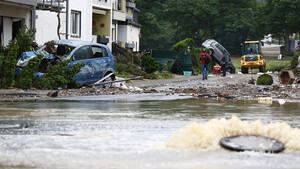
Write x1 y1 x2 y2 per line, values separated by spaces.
17 40 116 88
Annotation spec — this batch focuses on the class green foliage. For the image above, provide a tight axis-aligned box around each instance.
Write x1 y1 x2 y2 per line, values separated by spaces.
262 0 300 53
171 38 195 52
1 41 19 87
135 0 176 50
266 61 290 72
157 72 174 79
291 52 300 70
15 27 35 59
17 54 44 89
34 60 85 89
0 53 4 78
116 63 150 78
65 62 86 88
141 55 159 74
257 74 273 85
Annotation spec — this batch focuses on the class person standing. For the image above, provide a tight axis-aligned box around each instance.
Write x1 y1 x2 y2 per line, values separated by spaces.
199 49 211 80
221 52 227 77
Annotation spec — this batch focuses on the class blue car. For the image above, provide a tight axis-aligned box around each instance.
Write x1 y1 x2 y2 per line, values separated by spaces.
17 40 116 88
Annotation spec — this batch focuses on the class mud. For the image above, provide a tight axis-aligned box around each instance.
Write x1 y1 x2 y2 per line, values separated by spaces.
0 72 300 102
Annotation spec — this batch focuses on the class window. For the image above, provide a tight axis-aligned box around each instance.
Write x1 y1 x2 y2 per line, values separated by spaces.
91 46 107 58
73 46 91 60
71 10 81 37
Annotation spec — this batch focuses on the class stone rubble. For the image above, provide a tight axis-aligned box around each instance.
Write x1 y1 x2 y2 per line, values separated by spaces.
0 73 300 103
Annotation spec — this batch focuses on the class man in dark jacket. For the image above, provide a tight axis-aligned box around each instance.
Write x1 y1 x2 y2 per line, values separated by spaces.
199 49 211 80
221 52 227 77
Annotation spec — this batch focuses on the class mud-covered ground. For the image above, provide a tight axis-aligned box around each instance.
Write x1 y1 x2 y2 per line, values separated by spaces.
0 72 300 102
1 45 299 102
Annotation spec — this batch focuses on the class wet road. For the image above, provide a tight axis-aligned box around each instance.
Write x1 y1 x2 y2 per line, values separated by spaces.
0 94 300 168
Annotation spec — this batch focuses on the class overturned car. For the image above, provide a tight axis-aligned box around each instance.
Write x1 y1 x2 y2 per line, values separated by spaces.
17 40 116 88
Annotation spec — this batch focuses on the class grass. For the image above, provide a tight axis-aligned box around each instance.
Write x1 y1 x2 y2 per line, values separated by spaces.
231 57 291 73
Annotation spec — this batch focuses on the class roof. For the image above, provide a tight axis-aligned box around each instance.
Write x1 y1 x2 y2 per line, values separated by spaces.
54 39 102 48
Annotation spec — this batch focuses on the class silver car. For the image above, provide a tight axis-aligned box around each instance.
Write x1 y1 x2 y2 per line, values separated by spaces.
202 39 236 74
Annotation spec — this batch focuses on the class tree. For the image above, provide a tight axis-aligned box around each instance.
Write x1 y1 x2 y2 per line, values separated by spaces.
135 0 176 50
166 0 261 54
167 0 221 40
263 0 300 54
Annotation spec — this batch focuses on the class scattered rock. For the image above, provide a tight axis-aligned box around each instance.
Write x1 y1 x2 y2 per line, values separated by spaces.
47 91 58 97
248 77 255 84
217 92 230 98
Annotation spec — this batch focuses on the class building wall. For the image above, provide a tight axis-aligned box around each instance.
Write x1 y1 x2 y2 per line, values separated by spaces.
35 0 93 45
0 3 32 46
130 25 140 51
92 0 112 8
118 24 140 51
3 17 13 45
118 25 127 43
35 10 66 45
92 12 111 38
69 0 93 42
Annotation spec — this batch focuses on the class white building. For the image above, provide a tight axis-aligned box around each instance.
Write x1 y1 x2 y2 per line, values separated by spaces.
112 0 141 52
0 0 37 46
34 0 140 51
0 0 141 51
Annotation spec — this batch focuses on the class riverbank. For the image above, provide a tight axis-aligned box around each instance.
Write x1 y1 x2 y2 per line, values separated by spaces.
1 72 300 103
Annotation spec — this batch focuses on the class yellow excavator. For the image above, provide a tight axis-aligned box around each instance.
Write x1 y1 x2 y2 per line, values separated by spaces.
241 41 266 74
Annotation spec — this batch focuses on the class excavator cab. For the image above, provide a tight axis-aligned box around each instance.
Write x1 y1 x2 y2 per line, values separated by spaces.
241 41 266 74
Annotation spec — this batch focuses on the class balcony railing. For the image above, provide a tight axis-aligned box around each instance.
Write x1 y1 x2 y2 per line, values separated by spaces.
97 37 109 44
125 43 135 49
113 10 126 21
37 0 65 12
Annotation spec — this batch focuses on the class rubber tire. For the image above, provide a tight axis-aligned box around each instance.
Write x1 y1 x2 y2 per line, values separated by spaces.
220 135 285 153
241 66 248 74
227 66 236 74
259 66 264 72
103 75 113 89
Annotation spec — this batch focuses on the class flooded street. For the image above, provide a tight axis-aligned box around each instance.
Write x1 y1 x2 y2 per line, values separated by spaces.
1 94 300 168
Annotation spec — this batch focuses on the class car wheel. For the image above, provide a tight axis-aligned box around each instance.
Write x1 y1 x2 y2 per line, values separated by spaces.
209 48 214 56
103 75 113 89
227 66 236 74
241 66 248 74
259 66 264 72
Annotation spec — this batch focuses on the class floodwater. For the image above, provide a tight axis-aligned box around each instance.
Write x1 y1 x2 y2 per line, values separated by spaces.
1 94 300 169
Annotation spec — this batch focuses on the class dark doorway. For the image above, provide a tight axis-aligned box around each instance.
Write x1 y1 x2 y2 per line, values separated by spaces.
12 20 22 40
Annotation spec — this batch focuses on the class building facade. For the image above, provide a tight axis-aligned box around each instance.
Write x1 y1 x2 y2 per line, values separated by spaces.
1 0 141 52
0 0 37 46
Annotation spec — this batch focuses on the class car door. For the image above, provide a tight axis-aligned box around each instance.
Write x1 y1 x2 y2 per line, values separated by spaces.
90 45 111 80
70 45 97 84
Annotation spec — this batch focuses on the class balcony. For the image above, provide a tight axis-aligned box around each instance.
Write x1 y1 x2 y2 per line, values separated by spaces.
3 0 37 6
36 0 65 11
97 36 109 44
125 43 135 49
126 2 136 8
113 10 126 21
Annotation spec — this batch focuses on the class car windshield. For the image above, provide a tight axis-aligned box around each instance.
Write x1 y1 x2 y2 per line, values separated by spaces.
35 45 49 55
35 44 75 58
243 43 262 55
